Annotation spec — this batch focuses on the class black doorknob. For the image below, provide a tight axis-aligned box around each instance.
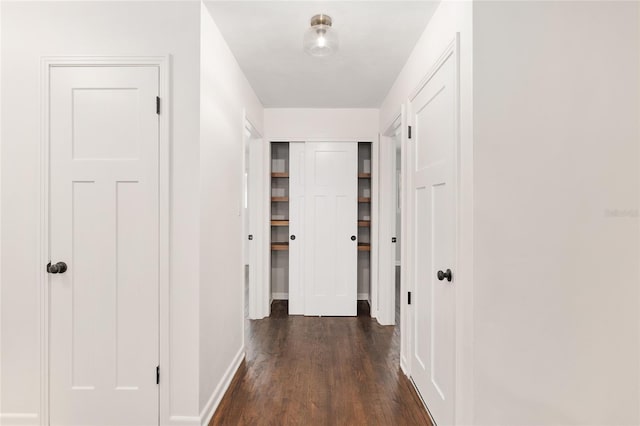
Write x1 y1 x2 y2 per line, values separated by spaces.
437 269 452 282
351 235 357 241
290 235 296 240
248 234 253 241
47 261 68 274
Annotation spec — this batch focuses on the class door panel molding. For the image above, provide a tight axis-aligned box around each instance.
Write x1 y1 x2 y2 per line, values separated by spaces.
405 34 461 426
303 142 358 316
40 56 170 426
262 136 380 319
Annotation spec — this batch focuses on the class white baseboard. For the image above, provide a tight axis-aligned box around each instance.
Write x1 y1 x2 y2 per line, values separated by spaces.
168 415 200 425
199 346 245 426
271 292 288 300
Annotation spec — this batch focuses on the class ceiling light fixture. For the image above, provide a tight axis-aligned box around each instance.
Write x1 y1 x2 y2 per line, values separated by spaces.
303 14 338 57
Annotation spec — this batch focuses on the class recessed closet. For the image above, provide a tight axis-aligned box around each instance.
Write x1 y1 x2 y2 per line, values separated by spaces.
270 141 372 316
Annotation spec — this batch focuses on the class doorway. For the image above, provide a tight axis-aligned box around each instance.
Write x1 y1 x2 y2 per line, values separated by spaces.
408 44 459 426
45 59 169 426
379 115 404 327
242 116 264 320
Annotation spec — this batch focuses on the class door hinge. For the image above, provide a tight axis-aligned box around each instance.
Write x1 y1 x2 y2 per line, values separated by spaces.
408 291 412 305
156 96 161 115
408 126 412 139
156 365 160 384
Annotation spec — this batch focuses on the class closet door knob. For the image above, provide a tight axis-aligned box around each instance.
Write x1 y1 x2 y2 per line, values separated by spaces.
351 235 357 241
437 269 452 282
47 261 67 274
248 234 253 241
290 235 296 240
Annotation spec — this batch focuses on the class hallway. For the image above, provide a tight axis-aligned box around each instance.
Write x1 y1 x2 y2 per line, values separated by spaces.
211 292 431 425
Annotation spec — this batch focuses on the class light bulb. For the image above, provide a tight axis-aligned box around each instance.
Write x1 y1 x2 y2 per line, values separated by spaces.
303 14 338 57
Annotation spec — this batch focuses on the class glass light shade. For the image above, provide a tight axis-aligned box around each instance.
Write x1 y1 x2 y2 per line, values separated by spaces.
303 24 339 57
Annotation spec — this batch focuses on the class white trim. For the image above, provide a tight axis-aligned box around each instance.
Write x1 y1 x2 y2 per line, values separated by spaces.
243 113 266 322
266 137 376 144
263 136 379 319
271 292 289 300
399 103 410 376
406 34 463 424
260 140 272 318
381 112 403 140
40 56 171 426
167 416 199 426
408 38 458 102
377 113 403 326
199 347 245 426
370 137 380 320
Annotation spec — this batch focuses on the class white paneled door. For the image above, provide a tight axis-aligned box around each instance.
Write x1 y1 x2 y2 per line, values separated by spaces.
410 51 457 425
304 142 358 316
49 66 160 426
288 142 306 315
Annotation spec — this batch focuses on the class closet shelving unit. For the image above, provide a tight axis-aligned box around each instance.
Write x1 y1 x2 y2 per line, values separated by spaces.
358 143 372 252
270 143 290 252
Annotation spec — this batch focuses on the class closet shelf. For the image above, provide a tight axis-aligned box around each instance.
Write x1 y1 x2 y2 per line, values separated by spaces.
358 173 371 179
271 220 289 227
271 197 289 202
271 243 289 251
357 243 371 251
358 197 371 203
358 221 371 227
271 172 289 178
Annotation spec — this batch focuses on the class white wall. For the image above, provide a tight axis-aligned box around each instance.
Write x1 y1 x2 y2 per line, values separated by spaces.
378 0 474 422
264 108 379 141
472 2 639 424
383 1 640 424
0 1 202 423
198 2 263 422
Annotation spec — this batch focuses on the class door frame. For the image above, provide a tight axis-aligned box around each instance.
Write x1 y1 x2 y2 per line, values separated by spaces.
39 56 170 426
379 112 404 326
260 136 379 318
242 113 266 321
404 35 464 423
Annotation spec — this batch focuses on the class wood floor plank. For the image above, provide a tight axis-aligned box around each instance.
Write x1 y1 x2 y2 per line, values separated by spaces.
210 295 432 426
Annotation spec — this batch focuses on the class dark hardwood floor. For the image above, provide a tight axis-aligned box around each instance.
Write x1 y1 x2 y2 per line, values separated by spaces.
210 274 431 426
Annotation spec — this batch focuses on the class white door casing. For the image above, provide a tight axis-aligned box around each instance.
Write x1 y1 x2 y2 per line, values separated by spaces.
288 142 305 315
245 118 264 320
380 117 403 326
410 49 458 425
304 142 358 316
48 65 160 426
243 126 251 266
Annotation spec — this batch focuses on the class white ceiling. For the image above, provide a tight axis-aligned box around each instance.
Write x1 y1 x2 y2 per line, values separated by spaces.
205 1 440 108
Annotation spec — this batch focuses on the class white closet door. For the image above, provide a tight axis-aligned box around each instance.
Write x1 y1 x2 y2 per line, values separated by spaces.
410 51 457 425
48 65 160 426
304 142 358 316
288 143 305 314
